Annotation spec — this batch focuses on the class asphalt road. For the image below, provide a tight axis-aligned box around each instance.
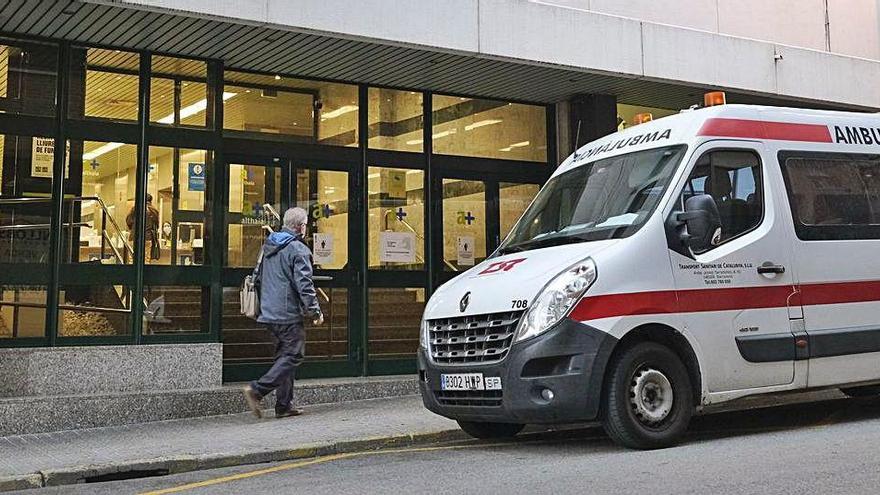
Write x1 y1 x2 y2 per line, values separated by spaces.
19 396 880 495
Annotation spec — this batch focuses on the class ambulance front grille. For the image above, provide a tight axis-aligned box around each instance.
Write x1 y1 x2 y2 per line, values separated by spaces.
428 311 523 365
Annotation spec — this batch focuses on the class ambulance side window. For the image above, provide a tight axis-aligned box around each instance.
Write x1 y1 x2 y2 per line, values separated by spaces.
780 152 880 240
680 150 763 245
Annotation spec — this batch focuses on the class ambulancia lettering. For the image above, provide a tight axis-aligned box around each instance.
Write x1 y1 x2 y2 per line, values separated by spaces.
833 125 880 145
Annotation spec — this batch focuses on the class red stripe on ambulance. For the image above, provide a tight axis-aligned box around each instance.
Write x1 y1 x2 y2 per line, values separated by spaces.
569 281 880 322
697 118 833 142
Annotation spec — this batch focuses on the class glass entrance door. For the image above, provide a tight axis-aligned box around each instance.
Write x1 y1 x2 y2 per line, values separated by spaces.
221 156 360 381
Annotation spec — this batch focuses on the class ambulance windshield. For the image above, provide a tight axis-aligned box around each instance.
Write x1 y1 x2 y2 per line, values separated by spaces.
498 145 686 254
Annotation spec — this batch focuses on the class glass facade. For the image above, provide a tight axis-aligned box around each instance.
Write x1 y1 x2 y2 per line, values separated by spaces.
0 35 552 379
432 95 547 162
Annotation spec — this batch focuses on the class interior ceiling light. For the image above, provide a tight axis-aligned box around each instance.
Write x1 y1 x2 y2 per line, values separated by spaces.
83 142 125 161
464 119 502 131
157 91 237 124
432 129 457 140
405 139 423 145
321 105 358 120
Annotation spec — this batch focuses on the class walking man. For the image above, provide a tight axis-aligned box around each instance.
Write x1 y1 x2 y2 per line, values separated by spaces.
243 207 323 418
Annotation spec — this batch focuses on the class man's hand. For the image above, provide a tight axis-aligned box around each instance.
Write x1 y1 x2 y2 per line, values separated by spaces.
313 312 324 326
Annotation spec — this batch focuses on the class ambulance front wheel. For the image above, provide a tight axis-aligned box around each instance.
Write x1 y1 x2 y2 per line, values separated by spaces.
457 420 524 439
602 342 694 450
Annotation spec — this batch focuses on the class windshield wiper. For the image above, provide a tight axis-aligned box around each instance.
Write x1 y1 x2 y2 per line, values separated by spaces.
499 234 586 254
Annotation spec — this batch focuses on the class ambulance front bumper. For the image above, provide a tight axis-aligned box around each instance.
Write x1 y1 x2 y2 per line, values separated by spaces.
418 318 617 424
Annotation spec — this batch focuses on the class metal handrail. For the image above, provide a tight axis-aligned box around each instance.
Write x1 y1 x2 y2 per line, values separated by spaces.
0 195 136 263
0 222 89 231
0 299 132 314
383 209 460 271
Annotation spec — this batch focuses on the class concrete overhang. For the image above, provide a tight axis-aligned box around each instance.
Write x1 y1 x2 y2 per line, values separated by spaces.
3 0 877 111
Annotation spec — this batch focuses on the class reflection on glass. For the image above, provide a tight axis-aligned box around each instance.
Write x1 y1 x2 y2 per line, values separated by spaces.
0 41 58 116
432 95 547 162
368 288 425 358
0 135 55 264
499 182 540 240
0 285 46 339
367 167 424 270
499 146 686 253
368 88 423 152
144 285 208 334
221 287 348 363
147 147 211 265
442 179 486 271
150 56 209 127
224 71 358 146
295 169 348 270
58 284 131 337
63 141 138 265
226 164 281 267
71 48 140 121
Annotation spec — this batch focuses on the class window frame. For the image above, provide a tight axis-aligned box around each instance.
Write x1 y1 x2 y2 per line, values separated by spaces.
676 147 766 253
779 150 880 241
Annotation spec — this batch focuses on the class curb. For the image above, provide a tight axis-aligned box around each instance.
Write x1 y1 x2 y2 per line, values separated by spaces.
4 429 467 491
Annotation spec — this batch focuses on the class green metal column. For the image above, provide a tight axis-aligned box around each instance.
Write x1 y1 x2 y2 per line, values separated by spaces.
357 84 369 376
131 53 152 344
44 42 71 346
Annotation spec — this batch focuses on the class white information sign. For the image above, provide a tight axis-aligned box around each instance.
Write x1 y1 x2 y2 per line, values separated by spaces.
31 137 55 178
379 231 416 263
457 235 475 266
313 233 334 265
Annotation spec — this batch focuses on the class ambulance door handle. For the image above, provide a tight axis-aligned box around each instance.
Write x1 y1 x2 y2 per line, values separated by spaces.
757 263 785 275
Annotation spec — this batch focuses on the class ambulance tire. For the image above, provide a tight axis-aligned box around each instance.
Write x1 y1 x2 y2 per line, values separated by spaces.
840 385 880 398
457 420 524 439
602 342 694 450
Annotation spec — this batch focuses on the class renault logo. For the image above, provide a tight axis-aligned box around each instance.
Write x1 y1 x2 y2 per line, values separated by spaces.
460 291 471 313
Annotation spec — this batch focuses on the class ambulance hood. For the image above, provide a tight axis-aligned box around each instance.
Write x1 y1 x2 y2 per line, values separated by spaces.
424 240 619 320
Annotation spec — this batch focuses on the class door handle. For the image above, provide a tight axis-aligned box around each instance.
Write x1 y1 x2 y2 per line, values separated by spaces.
757 263 785 275
313 275 334 281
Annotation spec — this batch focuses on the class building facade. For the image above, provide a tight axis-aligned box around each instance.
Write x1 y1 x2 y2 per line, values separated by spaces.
1 0 878 382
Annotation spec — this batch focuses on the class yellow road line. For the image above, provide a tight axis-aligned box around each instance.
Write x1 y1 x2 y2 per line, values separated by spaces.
138 441 521 495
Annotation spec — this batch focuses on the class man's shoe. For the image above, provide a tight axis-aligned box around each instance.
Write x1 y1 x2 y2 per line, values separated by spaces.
275 408 304 418
243 385 263 419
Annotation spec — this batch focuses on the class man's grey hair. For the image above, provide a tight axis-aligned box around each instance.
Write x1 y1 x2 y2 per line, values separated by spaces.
283 207 308 231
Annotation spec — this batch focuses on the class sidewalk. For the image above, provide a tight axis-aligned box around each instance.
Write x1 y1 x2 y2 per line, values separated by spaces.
0 395 460 492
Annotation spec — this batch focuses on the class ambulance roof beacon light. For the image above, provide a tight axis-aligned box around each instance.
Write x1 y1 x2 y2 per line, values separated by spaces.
516 257 597 342
704 91 726 107
633 113 653 126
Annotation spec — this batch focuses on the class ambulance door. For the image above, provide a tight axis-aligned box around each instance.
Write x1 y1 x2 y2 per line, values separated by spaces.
668 141 799 392
780 150 880 388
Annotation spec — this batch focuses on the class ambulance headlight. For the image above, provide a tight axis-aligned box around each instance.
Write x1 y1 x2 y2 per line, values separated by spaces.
516 258 596 342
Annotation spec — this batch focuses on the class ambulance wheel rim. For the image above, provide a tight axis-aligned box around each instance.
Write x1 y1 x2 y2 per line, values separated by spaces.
629 367 674 425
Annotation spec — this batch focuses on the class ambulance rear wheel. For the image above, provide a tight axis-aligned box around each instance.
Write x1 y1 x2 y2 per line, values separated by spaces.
602 342 694 450
840 385 880 398
457 420 524 439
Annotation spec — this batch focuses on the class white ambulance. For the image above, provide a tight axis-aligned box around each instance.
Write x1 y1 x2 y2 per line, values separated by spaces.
418 94 880 449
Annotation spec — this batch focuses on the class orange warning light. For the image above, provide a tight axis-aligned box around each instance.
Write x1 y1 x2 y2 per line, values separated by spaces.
632 113 653 125
704 91 726 107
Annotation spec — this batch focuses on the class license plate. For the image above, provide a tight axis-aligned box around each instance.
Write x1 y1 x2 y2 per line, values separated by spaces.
440 373 502 391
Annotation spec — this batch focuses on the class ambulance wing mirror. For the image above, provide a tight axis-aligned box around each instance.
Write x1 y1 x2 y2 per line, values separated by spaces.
677 194 722 253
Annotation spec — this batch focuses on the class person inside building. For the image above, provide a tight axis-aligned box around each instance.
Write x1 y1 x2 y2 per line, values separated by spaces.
126 193 161 263
243 207 324 418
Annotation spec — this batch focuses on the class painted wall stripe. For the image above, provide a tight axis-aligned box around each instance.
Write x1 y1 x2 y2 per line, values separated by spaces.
697 118 833 143
570 280 880 322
